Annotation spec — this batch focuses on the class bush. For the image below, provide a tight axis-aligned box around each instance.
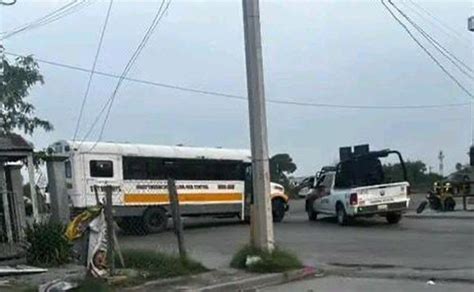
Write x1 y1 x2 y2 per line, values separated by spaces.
25 221 71 266
230 245 302 273
117 249 208 279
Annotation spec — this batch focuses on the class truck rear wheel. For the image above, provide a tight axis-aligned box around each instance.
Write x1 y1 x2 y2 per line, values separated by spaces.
143 207 169 234
336 203 349 226
386 212 402 224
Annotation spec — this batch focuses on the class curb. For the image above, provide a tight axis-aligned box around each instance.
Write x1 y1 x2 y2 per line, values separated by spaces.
197 267 320 292
123 271 216 291
405 214 474 220
321 265 474 284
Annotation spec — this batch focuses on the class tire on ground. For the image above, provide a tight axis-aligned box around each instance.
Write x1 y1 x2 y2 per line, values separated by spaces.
142 207 169 234
444 197 456 211
307 208 318 221
272 198 286 223
386 212 402 224
336 202 349 226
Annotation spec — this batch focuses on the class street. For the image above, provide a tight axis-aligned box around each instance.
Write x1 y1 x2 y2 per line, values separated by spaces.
262 276 474 292
119 199 474 289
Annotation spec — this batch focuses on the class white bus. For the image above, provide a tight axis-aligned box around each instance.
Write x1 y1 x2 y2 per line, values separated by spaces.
48 141 289 234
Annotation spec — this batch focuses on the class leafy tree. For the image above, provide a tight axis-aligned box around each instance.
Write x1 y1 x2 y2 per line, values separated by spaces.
1 52 53 135
270 154 297 182
383 160 443 190
269 153 297 195
455 163 463 171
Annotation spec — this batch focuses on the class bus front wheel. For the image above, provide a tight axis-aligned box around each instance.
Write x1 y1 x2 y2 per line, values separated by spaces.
143 207 169 234
272 198 286 223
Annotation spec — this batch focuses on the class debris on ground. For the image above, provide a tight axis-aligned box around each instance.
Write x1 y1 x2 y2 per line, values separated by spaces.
0 265 47 276
426 279 436 286
245 256 262 267
38 279 79 292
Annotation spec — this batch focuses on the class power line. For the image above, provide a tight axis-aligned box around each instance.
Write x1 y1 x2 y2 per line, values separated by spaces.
1 1 93 40
5 51 470 110
72 0 114 142
83 0 172 149
381 0 474 99
1 1 86 39
1 1 83 34
400 0 471 48
389 0 473 79
406 0 471 44
0 0 17 6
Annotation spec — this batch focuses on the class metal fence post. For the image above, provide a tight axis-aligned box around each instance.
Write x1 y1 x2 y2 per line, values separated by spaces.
104 185 115 275
167 178 186 258
0 165 13 243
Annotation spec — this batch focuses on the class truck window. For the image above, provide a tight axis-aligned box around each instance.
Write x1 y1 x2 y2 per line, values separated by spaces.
335 157 385 188
317 174 334 189
90 160 113 178
335 161 354 188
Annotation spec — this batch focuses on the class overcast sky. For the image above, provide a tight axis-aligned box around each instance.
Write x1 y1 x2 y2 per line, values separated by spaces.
1 0 473 175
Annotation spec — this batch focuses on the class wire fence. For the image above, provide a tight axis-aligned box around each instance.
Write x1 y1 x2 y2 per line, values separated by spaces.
64 180 186 278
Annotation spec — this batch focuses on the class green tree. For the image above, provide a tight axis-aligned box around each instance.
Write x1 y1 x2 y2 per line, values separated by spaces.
1 53 53 135
269 153 297 195
270 154 297 182
383 160 443 190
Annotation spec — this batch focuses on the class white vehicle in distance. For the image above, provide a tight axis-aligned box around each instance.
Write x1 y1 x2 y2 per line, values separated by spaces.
305 148 410 225
297 166 336 198
297 176 315 198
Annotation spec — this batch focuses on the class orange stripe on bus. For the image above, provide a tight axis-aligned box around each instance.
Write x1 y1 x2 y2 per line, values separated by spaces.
123 193 243 204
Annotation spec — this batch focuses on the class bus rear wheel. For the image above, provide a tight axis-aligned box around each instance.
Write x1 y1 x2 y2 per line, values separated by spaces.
143 207 169 234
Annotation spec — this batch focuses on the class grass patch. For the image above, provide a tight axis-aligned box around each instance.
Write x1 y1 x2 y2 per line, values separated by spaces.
25 221 71 267
72 277 111 292
69 250 208 290
230 245 302 273
116 249 208 280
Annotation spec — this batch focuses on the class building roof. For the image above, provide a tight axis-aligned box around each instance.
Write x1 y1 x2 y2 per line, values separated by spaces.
0 133 33 152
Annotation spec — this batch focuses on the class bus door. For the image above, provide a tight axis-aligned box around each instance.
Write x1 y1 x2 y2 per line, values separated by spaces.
83 154 122 206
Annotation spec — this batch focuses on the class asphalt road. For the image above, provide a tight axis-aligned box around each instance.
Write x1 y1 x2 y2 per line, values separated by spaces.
119 199 474 274
262 276 474 292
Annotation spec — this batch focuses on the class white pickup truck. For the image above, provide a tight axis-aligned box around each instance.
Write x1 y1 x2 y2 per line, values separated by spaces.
305 149 410 225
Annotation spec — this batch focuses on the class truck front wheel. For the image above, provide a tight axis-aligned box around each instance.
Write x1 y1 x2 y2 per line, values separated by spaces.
386 212 402 224
307 208 318 221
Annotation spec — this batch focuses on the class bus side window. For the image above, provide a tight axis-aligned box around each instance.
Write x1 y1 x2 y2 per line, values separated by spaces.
90 160 114 178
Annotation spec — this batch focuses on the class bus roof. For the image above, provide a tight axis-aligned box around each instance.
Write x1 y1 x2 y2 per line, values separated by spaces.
49 140 252 162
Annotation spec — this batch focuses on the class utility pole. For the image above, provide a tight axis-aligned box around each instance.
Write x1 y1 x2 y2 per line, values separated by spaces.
242 0 274 251
438 151 445 176
468 17 473 148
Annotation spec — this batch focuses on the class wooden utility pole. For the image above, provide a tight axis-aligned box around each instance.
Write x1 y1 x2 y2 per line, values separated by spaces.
168 178 186 258
242 0 274 251
104 185 115 275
